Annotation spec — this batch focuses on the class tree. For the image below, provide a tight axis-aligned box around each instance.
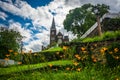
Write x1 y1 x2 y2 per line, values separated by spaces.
0 27 22 59
102 18 120 31
63 3 109 37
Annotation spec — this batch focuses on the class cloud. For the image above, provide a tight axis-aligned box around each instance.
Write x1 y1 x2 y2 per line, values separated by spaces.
76 0 120 12
8 20 32 42
25 39 42 52
0 11 8 20
64 0 82 7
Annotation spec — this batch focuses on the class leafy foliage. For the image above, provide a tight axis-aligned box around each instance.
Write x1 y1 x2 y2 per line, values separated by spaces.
106 42 120 67
22 47 64 64
63 3 109 37
102 18 120 31
0 27 22 59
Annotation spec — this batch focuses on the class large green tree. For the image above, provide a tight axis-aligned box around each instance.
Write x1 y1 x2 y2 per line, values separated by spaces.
63 4 109 37
0 27 22 59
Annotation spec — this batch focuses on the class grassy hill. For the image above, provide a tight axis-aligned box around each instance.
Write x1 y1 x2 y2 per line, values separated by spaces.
0 30 120 80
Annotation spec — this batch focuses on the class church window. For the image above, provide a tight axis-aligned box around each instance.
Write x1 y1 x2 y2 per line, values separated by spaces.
58 39 62 44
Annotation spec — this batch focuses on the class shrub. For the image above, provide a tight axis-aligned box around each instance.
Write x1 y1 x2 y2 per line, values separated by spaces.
22 47 64 64
105 42 120 67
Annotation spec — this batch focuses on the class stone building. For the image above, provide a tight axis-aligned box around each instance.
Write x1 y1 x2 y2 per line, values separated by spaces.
50 17 69 46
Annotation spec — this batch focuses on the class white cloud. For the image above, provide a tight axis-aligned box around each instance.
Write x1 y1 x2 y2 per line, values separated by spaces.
25 23 30 27
25 39 42 52
0 11 8 20
8 20 32 42
0 0 120 52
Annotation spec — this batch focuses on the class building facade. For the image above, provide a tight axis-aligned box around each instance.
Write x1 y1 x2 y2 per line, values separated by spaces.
50 17 69 46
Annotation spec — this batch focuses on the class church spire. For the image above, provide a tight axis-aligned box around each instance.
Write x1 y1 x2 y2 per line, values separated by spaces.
51 17 56 30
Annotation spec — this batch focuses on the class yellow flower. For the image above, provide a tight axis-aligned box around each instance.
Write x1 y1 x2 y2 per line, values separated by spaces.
114 48 119 53
115 78 119 80
74 54 79 58
56 52 60 55
8 50 13 53
60 55 63 58
91 55 94 59
18 62 22 64
91 47 94 50
100 49 105 54
75 54 81 60
77 56 81 60
66 67 70 71
5 54 10 57
34 53 37 56
81 47 86 51
82 51 87 54
94 44 97 47
100 47 108 55
4 58 9 61
63 46 68 50
14 52 18 55
109 51 113 54
76 68 81 72
114 56 119 60
73 62 79 66
49 64 53 68
103 47 108 51
92 58 97 62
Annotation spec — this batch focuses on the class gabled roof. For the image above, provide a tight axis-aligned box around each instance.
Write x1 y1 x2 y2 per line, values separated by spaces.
57 32 63 36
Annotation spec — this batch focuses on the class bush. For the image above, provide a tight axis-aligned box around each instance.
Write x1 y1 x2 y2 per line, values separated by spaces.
105 42 120 67
22 47 65 64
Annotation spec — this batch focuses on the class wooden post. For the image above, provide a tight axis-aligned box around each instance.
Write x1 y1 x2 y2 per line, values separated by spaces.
97 16 102 36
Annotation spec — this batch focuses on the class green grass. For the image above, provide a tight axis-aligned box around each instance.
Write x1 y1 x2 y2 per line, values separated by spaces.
41 47 63 52
1 65 120 80
0 60 72 75
72 30 120 43
82 31 120 42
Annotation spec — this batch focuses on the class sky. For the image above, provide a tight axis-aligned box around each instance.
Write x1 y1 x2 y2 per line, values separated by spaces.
0 0 120 52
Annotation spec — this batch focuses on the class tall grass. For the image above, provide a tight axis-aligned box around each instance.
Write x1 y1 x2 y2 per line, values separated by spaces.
83 30 120 42
72 30 120 43
1 65 120 80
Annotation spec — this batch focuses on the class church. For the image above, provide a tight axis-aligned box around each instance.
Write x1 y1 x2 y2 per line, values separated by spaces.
50 17 69 46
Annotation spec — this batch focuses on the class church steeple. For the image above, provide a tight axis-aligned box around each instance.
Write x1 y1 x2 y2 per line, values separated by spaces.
50 17 56 45
50 17 69 46
51 17 56 30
